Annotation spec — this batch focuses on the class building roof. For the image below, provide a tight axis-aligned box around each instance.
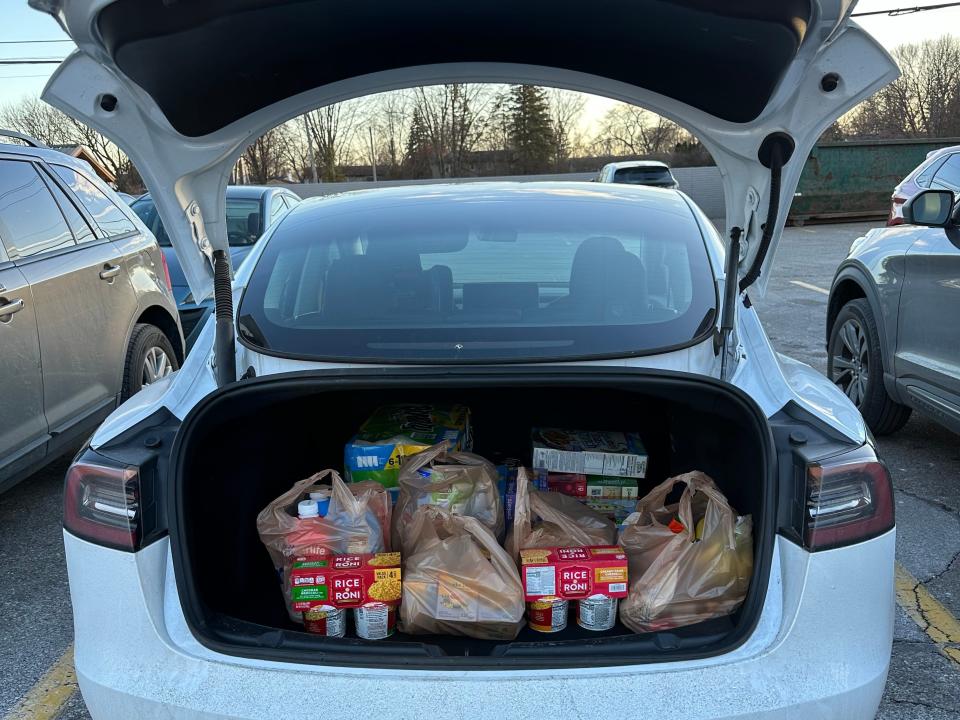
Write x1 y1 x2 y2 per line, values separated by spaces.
50 145 116 185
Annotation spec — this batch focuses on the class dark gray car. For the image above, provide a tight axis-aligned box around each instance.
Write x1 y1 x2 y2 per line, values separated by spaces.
0 132 183 492
827 188 960 435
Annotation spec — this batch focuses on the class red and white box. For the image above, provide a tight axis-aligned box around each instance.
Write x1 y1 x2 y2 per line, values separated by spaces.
519 546 629 601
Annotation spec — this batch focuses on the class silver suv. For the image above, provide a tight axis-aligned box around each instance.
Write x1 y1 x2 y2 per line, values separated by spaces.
0 131 183 493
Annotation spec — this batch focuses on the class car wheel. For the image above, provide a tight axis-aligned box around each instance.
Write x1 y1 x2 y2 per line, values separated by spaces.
828 299 911 435
122 323 180 401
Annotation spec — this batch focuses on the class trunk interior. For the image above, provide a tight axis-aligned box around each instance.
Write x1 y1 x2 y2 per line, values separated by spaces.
171 369 774 668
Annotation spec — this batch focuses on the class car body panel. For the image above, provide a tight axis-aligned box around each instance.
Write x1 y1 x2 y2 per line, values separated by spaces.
39 1 898 305
894 226 960 431
65 528 893 719
889 146 960 225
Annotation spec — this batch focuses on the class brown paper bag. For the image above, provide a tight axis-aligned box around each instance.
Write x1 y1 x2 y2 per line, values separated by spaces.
393 443 504 552
618 471 753 633
507 467 616 559
399 505 525 640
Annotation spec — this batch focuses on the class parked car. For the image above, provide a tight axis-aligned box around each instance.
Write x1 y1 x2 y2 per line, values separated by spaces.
43 1 899 718
827 187 960 435
131 185 300 348
887 144 960 225
0 130 182 494
596 160 679 189
115 191 139 205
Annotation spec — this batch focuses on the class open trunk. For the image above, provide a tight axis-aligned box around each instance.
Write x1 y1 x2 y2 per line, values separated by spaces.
169 368 776 668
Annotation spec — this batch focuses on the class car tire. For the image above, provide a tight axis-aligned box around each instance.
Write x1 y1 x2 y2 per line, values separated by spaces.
827 299 911 435
122 323 180 401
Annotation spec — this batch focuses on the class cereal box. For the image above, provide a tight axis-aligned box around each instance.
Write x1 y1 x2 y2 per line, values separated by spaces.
531 429 647 479
345 404 472 488
289 552 402 611
519 546 629 602
585 475 639 500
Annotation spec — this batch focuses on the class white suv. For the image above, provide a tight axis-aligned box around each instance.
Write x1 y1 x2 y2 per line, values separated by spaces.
42 1 899 718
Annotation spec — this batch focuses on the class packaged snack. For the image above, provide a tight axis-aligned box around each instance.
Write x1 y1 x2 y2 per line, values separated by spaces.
288 552 402 612
518 546 629 602
393 443 503 551
507 468 616 560
531 428 647 479
618 471 753 633
256 470 391 620
345 404 472 488
400 506 525 640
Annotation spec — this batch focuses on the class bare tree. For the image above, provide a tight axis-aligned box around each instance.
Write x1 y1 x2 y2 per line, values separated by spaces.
412 84 492 177
547 89 587 169
847 35 960 138
370 90 411 176
302 100 364 181
241 125 293 184
0 96 142 191
593 103 682 156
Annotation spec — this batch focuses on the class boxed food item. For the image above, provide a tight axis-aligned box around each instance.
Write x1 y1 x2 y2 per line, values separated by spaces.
543 471 587 497
586 475 639 500
289 552 402 611
519 546 629 601
345 404 472 488
583 498 637 526
531 429 647 479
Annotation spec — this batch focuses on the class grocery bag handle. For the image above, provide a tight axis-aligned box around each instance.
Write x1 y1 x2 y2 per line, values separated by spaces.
639 471 737 549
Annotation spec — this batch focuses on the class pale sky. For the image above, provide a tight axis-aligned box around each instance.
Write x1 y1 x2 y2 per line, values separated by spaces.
3 0 959 133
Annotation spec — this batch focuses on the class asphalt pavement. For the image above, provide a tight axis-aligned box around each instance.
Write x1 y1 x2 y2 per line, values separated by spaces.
0 221 957 719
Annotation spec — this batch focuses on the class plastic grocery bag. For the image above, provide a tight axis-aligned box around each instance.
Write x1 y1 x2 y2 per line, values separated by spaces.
256 469 391 619
399 505 525 640
507 467 616 559
618 471 753 633
392 443 504 551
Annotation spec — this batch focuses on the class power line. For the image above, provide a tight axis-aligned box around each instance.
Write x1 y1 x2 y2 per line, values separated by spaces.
852 1 960 16
0 59 65 65
0 39 73 45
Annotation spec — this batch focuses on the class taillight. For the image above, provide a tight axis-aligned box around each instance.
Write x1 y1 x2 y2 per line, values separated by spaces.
65 459 142 551
159 251 173 292
804 444 894 551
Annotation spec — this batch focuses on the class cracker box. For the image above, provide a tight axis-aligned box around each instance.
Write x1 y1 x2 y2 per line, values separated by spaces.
345 404 472 488
531 429 647 479
289 552 402 611
519 546 629 601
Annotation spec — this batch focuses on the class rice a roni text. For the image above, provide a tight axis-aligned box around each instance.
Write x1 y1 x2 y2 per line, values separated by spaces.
289 553 402 611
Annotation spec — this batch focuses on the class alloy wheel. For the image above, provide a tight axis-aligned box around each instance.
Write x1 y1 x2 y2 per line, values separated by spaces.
142 346 173 386
831 318 869 406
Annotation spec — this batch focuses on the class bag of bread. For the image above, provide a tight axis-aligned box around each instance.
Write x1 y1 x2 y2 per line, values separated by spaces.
399 505 525 640
618 471 753 633
393 443 504 551
507 467 616 559
256 469 391 619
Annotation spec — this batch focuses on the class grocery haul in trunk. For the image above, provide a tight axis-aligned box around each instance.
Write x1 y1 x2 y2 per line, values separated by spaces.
254 402 754 643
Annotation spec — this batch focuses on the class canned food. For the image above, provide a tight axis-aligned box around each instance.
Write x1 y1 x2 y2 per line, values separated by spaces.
527 597 568 633
303 605 346 637
354 602 397 640
577 594 617 631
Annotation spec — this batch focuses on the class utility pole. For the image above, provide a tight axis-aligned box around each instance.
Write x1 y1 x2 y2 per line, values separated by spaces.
368 126 378 182
304 113 318 183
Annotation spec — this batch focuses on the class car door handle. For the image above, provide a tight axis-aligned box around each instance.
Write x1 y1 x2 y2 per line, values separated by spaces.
0 297 24 319
99 264 122 280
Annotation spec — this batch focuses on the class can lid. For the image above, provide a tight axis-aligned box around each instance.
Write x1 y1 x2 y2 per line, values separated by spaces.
297 500 319 518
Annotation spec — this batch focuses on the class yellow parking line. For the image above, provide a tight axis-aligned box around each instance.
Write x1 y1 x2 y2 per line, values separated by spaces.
895 563 960 669
3 644 77 720
789 280 830 295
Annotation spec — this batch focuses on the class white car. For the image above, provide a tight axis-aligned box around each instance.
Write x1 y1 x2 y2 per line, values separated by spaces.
44 1 900 718
596 160 680 189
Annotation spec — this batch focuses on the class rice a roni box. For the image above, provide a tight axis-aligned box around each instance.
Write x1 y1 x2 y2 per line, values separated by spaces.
519 546 629 602
345 404 472 488
531 429 647 479
289 552 402 611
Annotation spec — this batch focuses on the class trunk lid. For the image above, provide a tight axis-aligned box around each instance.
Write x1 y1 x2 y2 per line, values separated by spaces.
34 0 897 303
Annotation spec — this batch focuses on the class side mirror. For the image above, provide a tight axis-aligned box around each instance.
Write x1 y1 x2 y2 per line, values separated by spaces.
903 189 955 227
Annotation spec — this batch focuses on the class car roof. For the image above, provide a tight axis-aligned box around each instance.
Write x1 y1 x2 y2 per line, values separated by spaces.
136 184 283 203
283 181 693 222
0 137 112 177
605 160 672 171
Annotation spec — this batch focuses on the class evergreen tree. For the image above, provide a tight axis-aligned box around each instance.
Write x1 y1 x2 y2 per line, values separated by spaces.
508 85 555 175
402 107 432 178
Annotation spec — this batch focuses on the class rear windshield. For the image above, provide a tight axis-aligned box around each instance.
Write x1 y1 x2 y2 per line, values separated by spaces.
613 167 675 186
131 195 261 246
238 187 716 362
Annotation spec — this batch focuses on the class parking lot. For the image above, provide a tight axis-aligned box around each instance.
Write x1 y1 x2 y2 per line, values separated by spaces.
0 221 957 719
